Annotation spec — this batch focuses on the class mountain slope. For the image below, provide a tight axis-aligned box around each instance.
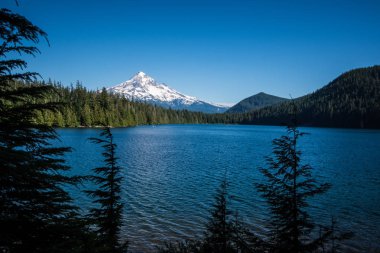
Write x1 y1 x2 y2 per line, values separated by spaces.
107 72 229 113
241 66 380 128
227 92 288 113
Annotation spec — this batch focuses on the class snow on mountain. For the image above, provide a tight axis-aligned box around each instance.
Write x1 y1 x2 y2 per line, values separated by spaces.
107 72 229 113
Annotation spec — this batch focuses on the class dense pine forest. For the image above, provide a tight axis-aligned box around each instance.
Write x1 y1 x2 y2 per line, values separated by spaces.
27 66 380 129
29 81 213 127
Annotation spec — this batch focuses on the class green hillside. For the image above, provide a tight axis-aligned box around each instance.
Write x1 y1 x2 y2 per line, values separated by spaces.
239 66 380 128
227 92 288 113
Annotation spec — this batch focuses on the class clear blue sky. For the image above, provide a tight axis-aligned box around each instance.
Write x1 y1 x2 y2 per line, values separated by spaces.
3 0 380 105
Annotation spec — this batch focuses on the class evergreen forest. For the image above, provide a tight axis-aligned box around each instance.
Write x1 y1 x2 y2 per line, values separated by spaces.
20 64 380 129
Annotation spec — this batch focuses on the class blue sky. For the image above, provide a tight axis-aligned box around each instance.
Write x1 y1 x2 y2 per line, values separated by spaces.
3 0 380 105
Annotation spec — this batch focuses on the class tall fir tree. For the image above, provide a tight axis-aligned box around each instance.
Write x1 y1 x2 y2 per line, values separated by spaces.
158 177 263 253
256 114 331 253
203 178 235 253
203 178 263 253
0 7 82 253
86 127 128 253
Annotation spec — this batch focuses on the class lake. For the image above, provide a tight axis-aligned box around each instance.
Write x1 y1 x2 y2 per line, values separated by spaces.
57 125 380 252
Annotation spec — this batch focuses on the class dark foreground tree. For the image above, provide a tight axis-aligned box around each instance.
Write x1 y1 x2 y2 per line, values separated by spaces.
204 179 262 253
157 178 235 253
256 116 331 253
0 7 83 253
158 178 263 253
203 177 234 253
86 127 128 253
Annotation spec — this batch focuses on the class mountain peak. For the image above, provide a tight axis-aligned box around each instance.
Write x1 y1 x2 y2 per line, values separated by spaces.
135 71 147 78
227 92 288 113
126 71 157 88
256 92 267 95
107 72 229 113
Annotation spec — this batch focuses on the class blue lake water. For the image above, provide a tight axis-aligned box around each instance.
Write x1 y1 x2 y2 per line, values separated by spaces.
57 125 380 252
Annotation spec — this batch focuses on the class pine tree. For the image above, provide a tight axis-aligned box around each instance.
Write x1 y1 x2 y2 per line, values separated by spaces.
0 7 82 253
203 178 264 253
158 178 263 253
256 115 331 253
203 178 235 253
157 178 235 253
86 127 128 253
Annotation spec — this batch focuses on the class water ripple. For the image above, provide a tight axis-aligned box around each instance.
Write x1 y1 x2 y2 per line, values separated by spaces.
57 125 380 252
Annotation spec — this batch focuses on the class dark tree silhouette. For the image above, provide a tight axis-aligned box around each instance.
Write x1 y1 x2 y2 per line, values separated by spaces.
203 178 234 253
157 179 235 253
256 116 331 253
86 127 128 253
0 7 81 253
203 177 264 253
158 177 264 253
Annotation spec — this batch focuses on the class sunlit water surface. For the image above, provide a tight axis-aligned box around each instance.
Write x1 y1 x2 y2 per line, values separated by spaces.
57 125 380 252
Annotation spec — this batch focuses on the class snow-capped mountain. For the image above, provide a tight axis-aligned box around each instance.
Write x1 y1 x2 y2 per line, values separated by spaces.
107 72 229 113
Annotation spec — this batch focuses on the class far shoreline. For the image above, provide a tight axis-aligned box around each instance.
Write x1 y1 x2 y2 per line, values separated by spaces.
53 123 380 131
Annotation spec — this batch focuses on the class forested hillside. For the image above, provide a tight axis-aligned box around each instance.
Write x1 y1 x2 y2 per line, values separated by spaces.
238 66 380 128
226 92 288 113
